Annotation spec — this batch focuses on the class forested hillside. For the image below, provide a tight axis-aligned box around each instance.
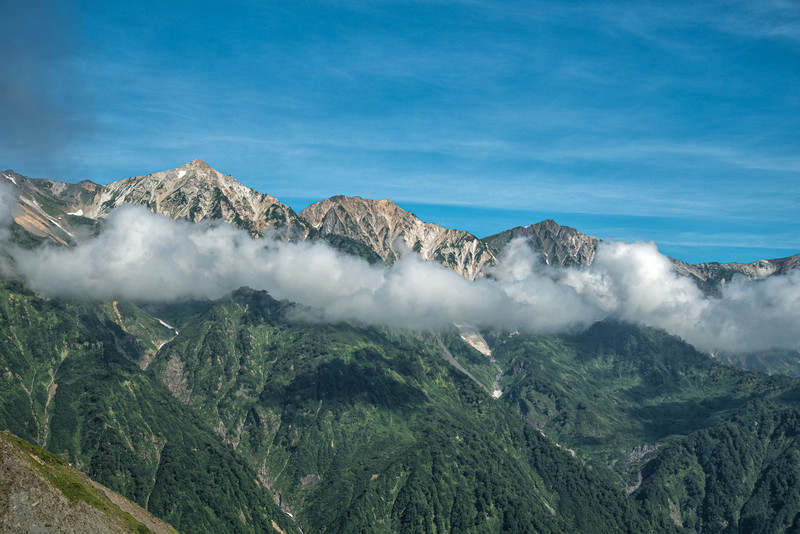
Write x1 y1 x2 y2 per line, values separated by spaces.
146 288 651 533
488 322 800 532
0 279 298 534
2 275 800 532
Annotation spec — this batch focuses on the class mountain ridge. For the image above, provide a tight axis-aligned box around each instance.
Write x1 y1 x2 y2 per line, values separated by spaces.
84 159 312 239
4 161 800 533
299 194 495 279
482 219 600 268
3 160 798 284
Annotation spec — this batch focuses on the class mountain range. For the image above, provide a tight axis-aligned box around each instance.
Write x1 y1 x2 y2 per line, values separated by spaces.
2 160 800 533
4 159 798 288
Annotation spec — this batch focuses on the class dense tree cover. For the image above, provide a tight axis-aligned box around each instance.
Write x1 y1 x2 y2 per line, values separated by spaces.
5 277 800 533
147 288 657 532
489 321 800 531
0 280 297 534
489 322 800 468
635 405 800 532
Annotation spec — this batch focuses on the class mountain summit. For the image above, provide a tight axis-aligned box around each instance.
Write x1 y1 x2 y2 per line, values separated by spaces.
299 195 495 279
3 161 311 243
83 160 310 238
483 219 600 267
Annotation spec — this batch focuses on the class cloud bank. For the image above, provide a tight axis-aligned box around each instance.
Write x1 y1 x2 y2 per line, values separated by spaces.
2 204 799 353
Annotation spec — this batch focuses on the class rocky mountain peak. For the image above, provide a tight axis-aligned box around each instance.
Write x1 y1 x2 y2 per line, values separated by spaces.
301 196 410 231
182 158 215 171
160 159 236 190
5 163 797 291
5 162 312 245
670 254 800 295
77 160 310 238
299 195 495 279
482 219 600 267
109 160 249 198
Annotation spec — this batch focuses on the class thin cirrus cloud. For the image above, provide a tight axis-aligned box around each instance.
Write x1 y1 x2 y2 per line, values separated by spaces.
713 0 800 42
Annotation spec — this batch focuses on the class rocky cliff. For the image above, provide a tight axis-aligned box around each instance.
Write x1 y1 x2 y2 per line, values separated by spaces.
671 254 800 294
2 160 311 245
1 170 100 247
482 219 600 267
299 195 495 279
0 431 178 534
3 162 797 287
83 159 311 239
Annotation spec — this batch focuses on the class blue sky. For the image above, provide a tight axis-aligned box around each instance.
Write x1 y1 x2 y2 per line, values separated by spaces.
2 0 799 264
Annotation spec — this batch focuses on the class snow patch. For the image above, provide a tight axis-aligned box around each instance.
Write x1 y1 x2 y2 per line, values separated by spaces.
20 196 39 208
157 318 176 331
177 170 187 179
67 209 84 216
3 173 16 185
45 215 74 237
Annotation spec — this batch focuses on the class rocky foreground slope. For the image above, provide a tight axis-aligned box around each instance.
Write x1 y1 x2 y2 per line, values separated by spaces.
0 431 178 534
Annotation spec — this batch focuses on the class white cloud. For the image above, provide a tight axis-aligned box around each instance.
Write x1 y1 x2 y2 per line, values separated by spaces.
3 205 799 353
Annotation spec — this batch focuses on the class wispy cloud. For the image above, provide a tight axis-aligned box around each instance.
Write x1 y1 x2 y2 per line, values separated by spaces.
525 141 800 173
714 0 800 42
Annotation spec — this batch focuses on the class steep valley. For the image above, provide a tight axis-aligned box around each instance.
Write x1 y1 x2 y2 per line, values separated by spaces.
2 277 800 531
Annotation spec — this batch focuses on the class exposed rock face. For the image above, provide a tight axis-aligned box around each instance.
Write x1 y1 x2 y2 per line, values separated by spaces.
671 254 800 294
2 160 311 245
482 219 600 267
2 170 100 247
299 195 495 279
83 159 311 239
3 162 797 287
0 431 178 534
483 220 800 291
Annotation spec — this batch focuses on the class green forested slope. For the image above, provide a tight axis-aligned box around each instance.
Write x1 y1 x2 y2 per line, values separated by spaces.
492 322 800 462
146 288 655 533
0 279 298 534
489 321 800 532
4 275 800 533
635 405 800 532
